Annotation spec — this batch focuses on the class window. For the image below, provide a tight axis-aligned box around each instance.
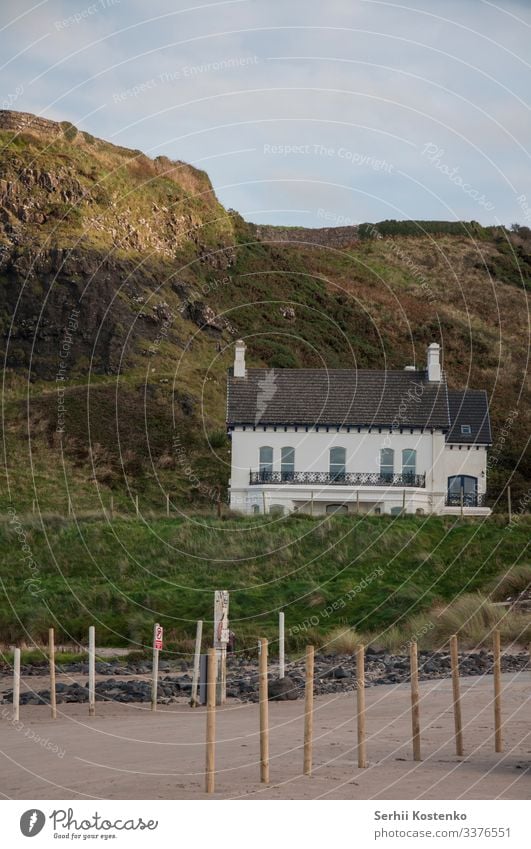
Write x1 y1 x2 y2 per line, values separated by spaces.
380 448 394 481
281 446 295 481
326 503 348 515
461 424 471 435
259 446 273 481
329 447 346 480
447 475 478 506
402 448 416 481
252 504 260 514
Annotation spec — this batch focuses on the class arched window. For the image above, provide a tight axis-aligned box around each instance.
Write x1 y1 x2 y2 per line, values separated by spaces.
259 446 273 481
329 447 346 480
402 448 417 481
380 448 394 481
281 446 295 480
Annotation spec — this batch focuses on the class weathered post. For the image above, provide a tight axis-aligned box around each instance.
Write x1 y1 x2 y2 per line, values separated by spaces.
88 625 96 717
460 486 464 518
166 493 170 518
13 647 20 722
151 623 162 712
494 629 503 752
303 645 314 775
507 486 512 524
279 612 285 679
259 637 270 783
356 644 367 768
410 641 421 761
190 620 203 707
205 648 217 793
450 635 463 756
49 627 57 720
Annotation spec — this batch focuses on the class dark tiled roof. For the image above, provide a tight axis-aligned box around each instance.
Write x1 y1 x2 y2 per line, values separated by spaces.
227 368 450 428
447 389 492 444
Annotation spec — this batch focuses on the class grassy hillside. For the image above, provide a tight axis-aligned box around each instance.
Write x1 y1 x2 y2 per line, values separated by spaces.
0 111 529 516
0 513 529 653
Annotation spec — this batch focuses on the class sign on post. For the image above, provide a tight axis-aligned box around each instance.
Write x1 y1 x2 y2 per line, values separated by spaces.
213 591 229 704
154 624 163 651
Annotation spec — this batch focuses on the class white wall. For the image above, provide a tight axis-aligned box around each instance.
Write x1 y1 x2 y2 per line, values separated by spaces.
444 444 488 493
229 427 435 488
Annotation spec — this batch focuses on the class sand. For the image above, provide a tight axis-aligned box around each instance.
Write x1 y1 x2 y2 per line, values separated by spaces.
0 672 529 800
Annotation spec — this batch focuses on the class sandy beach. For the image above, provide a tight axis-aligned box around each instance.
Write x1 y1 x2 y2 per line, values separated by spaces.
0 672 529 800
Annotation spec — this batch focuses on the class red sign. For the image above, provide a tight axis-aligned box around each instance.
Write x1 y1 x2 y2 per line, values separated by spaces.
154 624 163 650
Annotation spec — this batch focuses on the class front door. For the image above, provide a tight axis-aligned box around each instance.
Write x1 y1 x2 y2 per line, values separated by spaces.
447 475 478 506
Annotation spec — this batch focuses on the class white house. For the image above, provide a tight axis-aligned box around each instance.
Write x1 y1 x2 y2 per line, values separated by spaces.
226 341 491 517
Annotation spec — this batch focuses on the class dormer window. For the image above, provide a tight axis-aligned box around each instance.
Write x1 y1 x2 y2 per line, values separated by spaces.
461 425 471 435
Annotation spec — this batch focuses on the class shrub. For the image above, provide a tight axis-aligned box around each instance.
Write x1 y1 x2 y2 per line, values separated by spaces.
324 626 362 655
489 564 531 601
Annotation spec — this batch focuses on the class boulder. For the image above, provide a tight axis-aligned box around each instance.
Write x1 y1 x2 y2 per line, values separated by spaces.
268 676 299 701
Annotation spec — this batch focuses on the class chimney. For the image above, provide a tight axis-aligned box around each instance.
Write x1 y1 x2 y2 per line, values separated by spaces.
427 342 441 382
234 339 246 378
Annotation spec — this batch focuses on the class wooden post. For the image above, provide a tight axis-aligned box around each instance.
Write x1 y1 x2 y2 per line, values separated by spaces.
402 489 406 514
67 497 72 517
356 644 367 768
262 490 267 514
135 494 139 516
110 495 114 519
410 641 421 761
279 612 285 679
311 491 314 516
49 628 57 720
205 648 217 793
460 486 464 518
151 623 160 712
166 493 170 518
88 626 96 717
356 490 360 515
507 486 512 524
13 647 20 722
494 629 503 752
259 637 269 783
32 499 36 515
450 635 463 756
303 644 314 775
190 620 203 707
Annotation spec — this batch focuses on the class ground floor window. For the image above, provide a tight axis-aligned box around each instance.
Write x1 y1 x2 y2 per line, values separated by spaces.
326 503 348 514
447 474 478 506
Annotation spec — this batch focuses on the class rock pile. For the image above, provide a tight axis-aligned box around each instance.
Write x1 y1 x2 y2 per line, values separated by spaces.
2 649 528 706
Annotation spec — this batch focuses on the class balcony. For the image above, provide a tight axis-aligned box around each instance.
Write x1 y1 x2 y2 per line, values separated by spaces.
445 492 488 508
249 471 426 487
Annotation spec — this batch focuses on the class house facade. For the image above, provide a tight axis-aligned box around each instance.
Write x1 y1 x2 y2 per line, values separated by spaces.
226 341 491 517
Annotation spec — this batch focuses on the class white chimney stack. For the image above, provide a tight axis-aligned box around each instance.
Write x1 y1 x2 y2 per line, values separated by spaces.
234 339 246 378
427 342 441 382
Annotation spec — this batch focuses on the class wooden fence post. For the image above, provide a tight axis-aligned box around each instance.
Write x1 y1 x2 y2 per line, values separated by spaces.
190 620 203 707
88 626 96 717
356 644 367 768
205 648 217 793
166 493 170 518
507 486 512 524
410 641 421 761
450 634 463 756
13 647 20 722
259 637 269 783
494 629 503 752
460 486 464 518
49 628 57 720
110 495 114 519
303 645 314 775
279 612 285 679
151 623 160 712
135 494 139 516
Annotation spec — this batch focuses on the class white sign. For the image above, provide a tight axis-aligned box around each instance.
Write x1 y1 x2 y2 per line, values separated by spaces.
214 591 229 648
154 624 163 650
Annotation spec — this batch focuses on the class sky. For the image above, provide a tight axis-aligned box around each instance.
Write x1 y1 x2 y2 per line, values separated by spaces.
1 0 530 227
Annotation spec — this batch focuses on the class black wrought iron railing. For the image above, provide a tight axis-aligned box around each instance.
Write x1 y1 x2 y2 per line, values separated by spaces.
445 492 488 507
250 471 426 487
